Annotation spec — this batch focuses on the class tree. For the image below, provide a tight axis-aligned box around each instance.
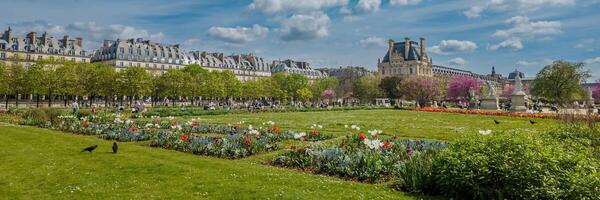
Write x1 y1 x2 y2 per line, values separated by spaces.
182 64 209 105
6 64 27 107
399 76 441 107
321 89 336 100
156 69 192 106
205 71 225 100
116 67 153 105
296 87 313 102
93 64 118 107
221 70 242 99
448 75 481 101
593 79 600 102
353 74 383 103
0 62 9 109
242 79 265 100
532 61 591 105
311 77 338 100
379 76 402 99
24 64 48 107
55 62 82 106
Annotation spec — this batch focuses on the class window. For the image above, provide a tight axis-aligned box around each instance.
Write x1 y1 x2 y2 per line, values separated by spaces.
38 55 42 60
119 62 124 67
26 55 31 61
0 53 5 59
71 58 76 62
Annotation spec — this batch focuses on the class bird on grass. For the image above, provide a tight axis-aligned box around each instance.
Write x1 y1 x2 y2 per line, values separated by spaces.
494 120 500 124
530 120 537 125
81 145 98 153
112 142 118 153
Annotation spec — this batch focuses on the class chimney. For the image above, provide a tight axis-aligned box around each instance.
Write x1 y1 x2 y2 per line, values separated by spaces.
5 26 12 40
27 32 37 46
388 39 395 59
76 37 83 47
419 37 425 61
404 37 410 60
63 35 69 48
42 32 48 45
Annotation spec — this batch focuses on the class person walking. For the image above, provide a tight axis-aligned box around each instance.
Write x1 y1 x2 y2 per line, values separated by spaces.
71 101 79 115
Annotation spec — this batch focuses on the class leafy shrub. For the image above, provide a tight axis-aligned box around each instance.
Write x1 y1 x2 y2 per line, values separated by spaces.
431 128 600 199
393 154 435 194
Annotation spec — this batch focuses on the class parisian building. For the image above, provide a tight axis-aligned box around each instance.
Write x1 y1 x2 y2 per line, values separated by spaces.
184 51 271 81
377 37 433 78
92 38 187 76
271 59 328 80
0 26 90 68
318 66 372 80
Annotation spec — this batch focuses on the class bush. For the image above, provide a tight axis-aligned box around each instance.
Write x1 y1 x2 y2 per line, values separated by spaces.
431 128 600 199
393 154 435 194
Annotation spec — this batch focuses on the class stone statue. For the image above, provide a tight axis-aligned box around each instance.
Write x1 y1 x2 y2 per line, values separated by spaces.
485 81 497 98
513 75 526 95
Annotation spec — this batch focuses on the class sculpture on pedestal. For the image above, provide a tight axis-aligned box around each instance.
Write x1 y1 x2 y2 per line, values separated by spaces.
511 75 528 112
480 81 500 110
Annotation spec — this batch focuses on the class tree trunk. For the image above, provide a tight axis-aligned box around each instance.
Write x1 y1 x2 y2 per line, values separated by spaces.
15 94 19 108
64 96 68 107
36 94 40 108
48 90 52 108
5 95 8 109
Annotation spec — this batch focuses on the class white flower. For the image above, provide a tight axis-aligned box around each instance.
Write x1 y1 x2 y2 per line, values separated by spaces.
363 139 382 150
145 123 153 128
249 129 260 135
478 130 492 135
344 125 349 128
248 125 253 130
293 132 307 139
368 129 383 136
318 125 323 129
351 125 356 129
167 116 175 120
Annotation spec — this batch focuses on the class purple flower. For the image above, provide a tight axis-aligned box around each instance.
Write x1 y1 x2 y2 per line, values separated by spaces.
406 147 413 157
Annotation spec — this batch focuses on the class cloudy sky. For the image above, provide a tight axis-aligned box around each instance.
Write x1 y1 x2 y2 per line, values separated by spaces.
1 0 599 81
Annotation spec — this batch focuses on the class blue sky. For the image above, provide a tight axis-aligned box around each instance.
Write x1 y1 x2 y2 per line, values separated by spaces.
1 0 599 81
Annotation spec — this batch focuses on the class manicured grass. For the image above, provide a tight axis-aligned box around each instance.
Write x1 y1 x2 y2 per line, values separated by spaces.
187 109 559 141
0 110 560 199
0 125 431 199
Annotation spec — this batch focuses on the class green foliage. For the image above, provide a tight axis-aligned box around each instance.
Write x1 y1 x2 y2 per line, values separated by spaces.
311 77 339 99
432 127 600 199
353 74 384 103
155 69 193 99
379 76 402 99
532 61 591 105
0 62 8 95
116 67 153 98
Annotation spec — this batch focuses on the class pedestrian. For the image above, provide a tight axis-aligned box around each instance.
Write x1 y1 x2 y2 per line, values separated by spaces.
71 101 79 115
91 105 97 114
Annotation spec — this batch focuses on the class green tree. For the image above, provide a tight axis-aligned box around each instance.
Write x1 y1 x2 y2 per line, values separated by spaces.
311 77 338 100
55 62 81 106
242 79 265 100
221 70 242 99
6 64 27 108
116 67 153 105
0 62 10 109
379 76 402 99
156 69 192 106
93 64 118 107
182 64 209 105
24 64 48 107
532 61 591 105
353 74 383 103
205 71 225 100
296 87 313 102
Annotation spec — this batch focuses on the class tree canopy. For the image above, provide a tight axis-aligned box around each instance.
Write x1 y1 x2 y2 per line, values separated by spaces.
532 61 591 105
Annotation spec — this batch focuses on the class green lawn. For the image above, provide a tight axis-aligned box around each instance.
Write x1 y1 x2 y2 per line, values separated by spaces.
0 125 431 199
0 110 560 199
188 109 559 141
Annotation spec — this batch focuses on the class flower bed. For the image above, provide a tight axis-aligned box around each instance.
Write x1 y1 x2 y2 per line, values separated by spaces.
272 131 447 183
415 107 568 119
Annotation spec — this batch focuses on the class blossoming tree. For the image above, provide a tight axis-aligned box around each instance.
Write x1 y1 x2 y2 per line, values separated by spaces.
448 75 481 102
399 76 441 107
501 84 530 99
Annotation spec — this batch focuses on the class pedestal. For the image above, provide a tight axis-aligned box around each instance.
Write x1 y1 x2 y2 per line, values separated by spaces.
481 97 499 110
511 94 527 112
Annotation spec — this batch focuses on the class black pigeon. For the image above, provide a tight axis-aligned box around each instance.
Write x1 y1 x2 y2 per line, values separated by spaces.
529 120 537 125
494 120 500 124
81 145 98 153
112 142 118 153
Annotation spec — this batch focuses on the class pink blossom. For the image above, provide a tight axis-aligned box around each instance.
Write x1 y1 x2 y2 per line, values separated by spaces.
448 76 481 101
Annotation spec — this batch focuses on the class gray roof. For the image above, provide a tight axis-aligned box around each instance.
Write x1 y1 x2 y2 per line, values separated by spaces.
382 41 424 62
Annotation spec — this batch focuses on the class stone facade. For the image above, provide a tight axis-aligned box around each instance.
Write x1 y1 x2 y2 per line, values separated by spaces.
318 66 372 80
184 51 271 81
271 59 328 80
378 37 433 78
92 38 186 76
0 26 90 67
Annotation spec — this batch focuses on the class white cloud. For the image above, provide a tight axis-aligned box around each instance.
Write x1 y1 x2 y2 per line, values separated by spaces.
360 36 387 47
464 0 575 18
584 57 600 65
67 21 165 42
493 16 562 39
488 0 575 12
389 0 422 6
574 39 597 51
7 20 66 36
248 0 349 14
430 40 478 55
463 6 483 19
279 12 331 41
207 24 269 44
182 38 201 49
356 0 381 13
449 57 468 66
488 37 523 50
